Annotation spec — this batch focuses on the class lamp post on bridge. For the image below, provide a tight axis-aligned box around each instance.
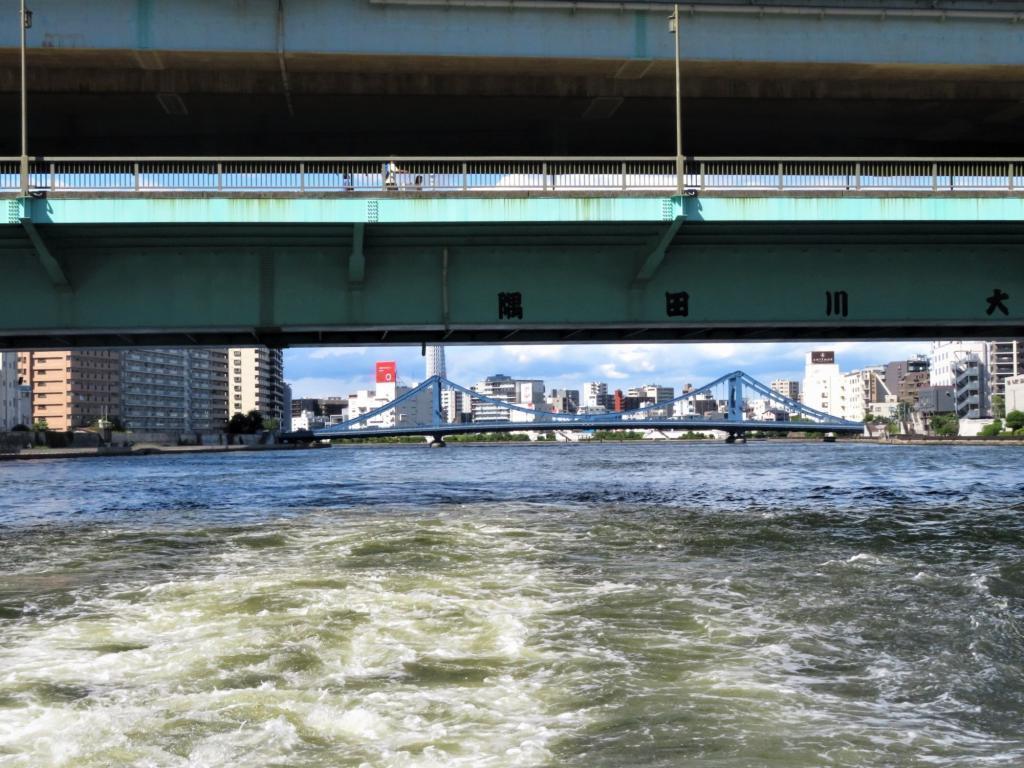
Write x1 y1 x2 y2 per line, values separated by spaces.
19 0 32 197
669 4 682 195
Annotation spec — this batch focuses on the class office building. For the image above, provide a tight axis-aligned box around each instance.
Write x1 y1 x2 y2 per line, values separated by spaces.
627 384 675 405
916 386 956 416
471 374 546 423
228 347 286 424
613 390 641 412
292 398 322 418
347 361 432 429
291 410 326 431
18 350 121 431
320 397 348 422
884 357 930 406
546 389 579 414
282 383 293 431
802 350 843 417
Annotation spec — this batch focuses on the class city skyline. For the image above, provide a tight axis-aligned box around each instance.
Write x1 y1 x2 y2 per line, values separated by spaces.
284 340 934 399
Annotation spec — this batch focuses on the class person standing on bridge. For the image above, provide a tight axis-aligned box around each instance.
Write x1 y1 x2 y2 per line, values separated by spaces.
383 159 407 191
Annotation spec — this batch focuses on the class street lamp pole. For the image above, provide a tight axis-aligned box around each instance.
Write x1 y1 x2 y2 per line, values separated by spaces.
19 0 30 197
671 4 682 194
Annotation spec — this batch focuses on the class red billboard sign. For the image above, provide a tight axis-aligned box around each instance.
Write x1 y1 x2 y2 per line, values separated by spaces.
811 351 835 365
376 361 397 383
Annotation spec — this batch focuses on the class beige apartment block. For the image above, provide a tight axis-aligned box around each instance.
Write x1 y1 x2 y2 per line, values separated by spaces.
228 347 285 424
17 351 121 431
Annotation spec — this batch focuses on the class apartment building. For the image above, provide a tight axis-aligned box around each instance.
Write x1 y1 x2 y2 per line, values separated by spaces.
228 347 286 424
840 366 890 421
17 350 121 431
884 357 930 406
770 380 800 401
988 340 1023 398
929 341 989 419
121 349 229 432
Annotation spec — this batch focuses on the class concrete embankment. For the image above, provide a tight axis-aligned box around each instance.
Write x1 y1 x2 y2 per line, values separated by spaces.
0 443 316 462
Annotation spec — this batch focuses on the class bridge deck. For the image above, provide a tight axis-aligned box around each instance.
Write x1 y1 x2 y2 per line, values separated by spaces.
298 419 861 441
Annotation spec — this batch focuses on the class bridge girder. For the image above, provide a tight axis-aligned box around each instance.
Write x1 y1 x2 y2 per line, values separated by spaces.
1 193 1021 348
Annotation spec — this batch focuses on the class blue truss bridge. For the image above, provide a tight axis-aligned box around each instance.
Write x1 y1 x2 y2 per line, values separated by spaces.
284 370 863 444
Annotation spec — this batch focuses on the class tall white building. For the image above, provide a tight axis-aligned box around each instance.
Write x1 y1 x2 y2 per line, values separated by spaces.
802 350 843 417
347 362 433 429
229 347 286 424
581 382 608 409
425 344 447 379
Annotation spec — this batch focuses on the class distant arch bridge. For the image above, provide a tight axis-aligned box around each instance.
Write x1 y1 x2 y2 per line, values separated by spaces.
284 370 863 443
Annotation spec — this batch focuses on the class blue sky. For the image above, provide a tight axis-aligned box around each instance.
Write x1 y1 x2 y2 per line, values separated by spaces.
285 341 932 398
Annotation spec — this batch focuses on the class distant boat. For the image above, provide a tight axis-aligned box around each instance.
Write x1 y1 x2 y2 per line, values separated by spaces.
823 432 837 443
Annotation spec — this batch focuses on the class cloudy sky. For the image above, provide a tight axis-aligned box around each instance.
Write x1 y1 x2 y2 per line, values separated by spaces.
285 341 933 398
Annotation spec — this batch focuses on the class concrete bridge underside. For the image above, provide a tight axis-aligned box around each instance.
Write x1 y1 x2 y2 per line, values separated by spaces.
2 0 1024 156
2 194 1021 348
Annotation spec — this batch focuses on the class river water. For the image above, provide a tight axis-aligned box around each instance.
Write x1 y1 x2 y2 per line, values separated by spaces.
0 443 1022 767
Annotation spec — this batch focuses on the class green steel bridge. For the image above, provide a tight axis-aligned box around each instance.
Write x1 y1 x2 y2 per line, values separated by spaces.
1 156 1022 348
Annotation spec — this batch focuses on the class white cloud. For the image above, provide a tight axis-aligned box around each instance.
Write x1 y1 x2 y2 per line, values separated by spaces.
308 348 368 360
289 376 367 399
287 341 935 398
598 363 629 380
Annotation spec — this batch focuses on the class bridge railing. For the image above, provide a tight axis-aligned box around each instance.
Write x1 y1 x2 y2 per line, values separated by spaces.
2 157 1020 195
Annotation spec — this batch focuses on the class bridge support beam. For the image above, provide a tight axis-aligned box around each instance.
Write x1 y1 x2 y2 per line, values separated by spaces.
630 215 684 318
347 222 366 321
20 217 71 291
